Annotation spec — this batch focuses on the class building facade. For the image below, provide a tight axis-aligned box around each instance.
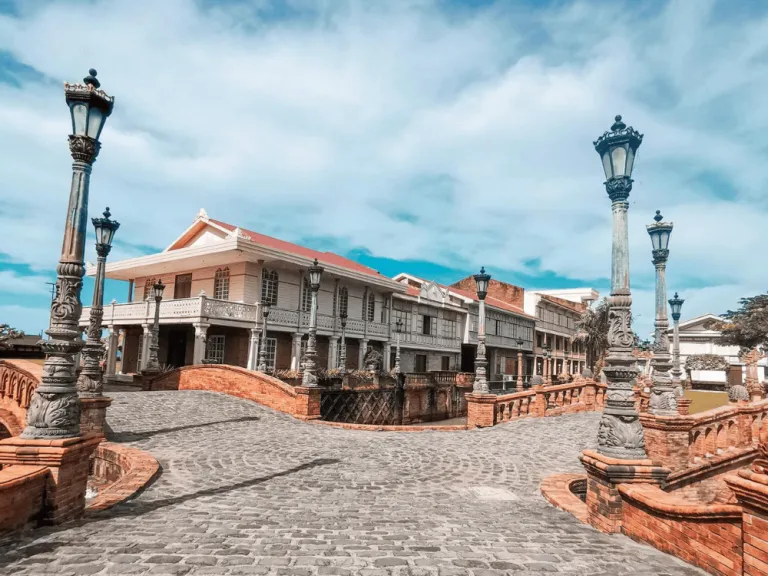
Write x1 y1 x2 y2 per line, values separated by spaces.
523 289 598 379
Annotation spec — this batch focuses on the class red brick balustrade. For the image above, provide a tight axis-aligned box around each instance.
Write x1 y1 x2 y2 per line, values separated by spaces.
0 465 48 534
0 359 41 435
641 399 768 470
466 377 607 428
87 442 160 511
148 364 322 420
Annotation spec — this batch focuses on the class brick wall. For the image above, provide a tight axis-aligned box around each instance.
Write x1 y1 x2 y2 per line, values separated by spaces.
149 364 321 420
619 484 743 576
0 465 47 535
743 508 768 576
450 277 524 309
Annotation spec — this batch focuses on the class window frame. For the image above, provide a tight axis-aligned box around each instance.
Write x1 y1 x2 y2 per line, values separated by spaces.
261 269 279 307
205 335 226 364
213 267 230 300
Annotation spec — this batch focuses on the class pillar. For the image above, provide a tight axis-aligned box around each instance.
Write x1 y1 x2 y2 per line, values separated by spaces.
291 333 303 370
105 326 119 377
140 323 151 371
328 336 339 370
359 338 369 369
192 323 209 365
517 351 524 389
383 342 392 371
246 326 261 370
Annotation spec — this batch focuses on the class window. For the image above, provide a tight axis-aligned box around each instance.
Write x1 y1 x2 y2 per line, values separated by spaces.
441 356 450 371
415 354 427 372
390 350 397 370
392 309 411 333
174 274 192 299
419 314 436 336
206 335 225 364
143 278 156 301
261 269 279 306
486 318 496 336
338 286 349 316
301 277 311 312
264 337 277 370
381 298 389 324
213 268 230 300
366 293 375 322
442 312 457 339
537 333 543 347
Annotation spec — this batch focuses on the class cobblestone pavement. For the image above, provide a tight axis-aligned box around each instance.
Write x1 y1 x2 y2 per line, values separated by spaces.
0 391 705 576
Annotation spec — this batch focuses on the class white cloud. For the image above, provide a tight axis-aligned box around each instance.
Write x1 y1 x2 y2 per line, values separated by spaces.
0 270 52 296
0 0 766 337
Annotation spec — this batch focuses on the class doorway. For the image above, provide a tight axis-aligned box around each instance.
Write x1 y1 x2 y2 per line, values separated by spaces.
167 328 188 368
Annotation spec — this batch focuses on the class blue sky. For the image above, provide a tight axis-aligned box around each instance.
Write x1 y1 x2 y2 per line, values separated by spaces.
1 0 767 338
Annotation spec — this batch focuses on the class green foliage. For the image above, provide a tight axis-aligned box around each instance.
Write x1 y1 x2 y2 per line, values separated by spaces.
0 323 24 349
717 293 768 352
575 298 642 371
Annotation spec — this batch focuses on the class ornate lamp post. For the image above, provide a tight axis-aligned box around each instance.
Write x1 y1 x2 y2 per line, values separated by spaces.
77 207 120 397
646 210 676 415
668 292 685 394
516 337 524 389
544 346 552 384
142 280 165 373
339 312 348 373
301 258 324 387
472 267 491 393
564 349 570 377
394 318 403 374
22 70 114 439
592 115 646 459
257 305 270 372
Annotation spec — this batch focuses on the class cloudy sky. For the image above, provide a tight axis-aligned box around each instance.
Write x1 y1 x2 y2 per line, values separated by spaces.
0 0 766 337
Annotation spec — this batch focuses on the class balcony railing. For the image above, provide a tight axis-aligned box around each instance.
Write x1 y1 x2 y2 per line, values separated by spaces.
397 331 461 351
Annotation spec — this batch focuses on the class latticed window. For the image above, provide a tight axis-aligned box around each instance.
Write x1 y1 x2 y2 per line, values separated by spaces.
392 309 411 333
214 267 230 300
442 316 457 339
366 293 375 322
301 277 311 312
143 278 156 301
265 337 277 370
261 269 279 306
137 334 144 367
381 299 389 324
205 335 226 364
338 286 348 316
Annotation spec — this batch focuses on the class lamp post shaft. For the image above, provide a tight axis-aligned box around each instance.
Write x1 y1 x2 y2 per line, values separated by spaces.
596 181 646 458
394 331 401 374
672 316 682 388
77 246 110 397
302 286 320 387
144 296 162 372
257 311 269 372
21 142 101 438
648 257 676 414
473 299 488 393
339 323 347 372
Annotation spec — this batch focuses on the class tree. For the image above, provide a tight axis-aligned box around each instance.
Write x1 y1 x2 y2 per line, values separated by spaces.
713 293 768 353
0 324 24 349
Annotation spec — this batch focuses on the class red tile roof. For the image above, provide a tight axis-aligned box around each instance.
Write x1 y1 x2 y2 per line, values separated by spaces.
438 284 533 319
209 219 385 279
540 293 586 314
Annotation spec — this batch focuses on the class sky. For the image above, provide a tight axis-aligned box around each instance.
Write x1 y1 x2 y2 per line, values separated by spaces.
0 0 766 339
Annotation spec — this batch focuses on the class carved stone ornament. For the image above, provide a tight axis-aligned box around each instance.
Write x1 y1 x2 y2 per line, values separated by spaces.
684 353 729 372
596 413 646 459
77 372 103 395
22 392 81 438
68 134 101 163
728 384 749 402
752 419 768 474
649 389 677 412
605 177 633 202
477 340 486 357
652 249 669 265
607 307 635 349
51 277 83 323
363 347 383 371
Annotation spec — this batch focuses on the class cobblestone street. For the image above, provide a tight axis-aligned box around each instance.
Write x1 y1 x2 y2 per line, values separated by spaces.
0 391 705 576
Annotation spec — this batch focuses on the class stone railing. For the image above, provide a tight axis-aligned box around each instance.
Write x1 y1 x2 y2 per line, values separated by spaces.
467 378 606 428
81 296 261 326
641 399 768 470
0 360 42 436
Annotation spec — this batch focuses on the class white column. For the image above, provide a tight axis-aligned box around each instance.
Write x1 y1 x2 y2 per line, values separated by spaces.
383 342 391 371
193 323 209 365
247 326 261 370
117 328 125 374
105 325 119 377
140 324 152 371
328 336 339 369
359 338 369 368
291 333 303 370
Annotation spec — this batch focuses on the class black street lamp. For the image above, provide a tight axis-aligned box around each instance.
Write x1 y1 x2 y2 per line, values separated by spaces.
22 70 114 439
143 280 165 373
668 292 685 390
258 305 270 372
472 267 491 393
302 259 324 387
592 114 646 459
339 311 348 373
78 207 120 397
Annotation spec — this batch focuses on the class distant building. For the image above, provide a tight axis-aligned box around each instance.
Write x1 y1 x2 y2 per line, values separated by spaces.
0 335 44 359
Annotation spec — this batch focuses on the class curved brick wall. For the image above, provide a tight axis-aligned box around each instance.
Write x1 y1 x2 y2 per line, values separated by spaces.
88 442 160 512
0 360 42 435
147 365 320 419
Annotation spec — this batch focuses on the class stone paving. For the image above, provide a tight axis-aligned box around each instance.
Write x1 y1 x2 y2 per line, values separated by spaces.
0 391 706 576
